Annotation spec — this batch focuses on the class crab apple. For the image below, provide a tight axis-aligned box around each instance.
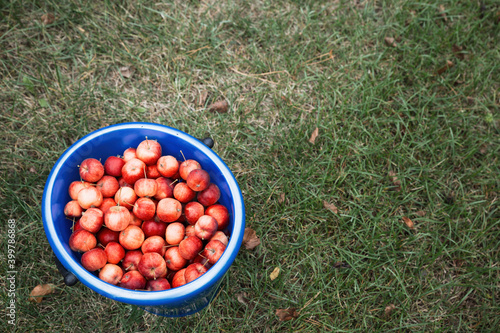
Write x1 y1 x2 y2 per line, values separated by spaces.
136 138 162 165
104 205 131 231
104 156 125 177
99 264 123 285
185 224 196 237
122 147 137 162
97 228 120 247
117 177 133 188
134 178 158 198
157 155 179 178
96 175 120 198
205 204 230 231
119 270 146 290
154 177 174 200
184 201 204 225
178 236 203 261
98 197 117 214
79 207 104 233
133 197 156 221
122 250 143 271
173 182 196 203
146 278 171 291
202 239 226 265
172 268 187 288
138 252 167 280
186 169 210 192
79 158 105 183
165 222 185 245
114 187 137 210
156 198 182 222
184 263 208 283
179 159 201 180
64 200 83 218
210 231 229 247
164 246 188 271
69 181 92 200
197 183 220 207
104 241 126 264
146 165 161 179
69 229 97 252
81 248 107 272
77 186 103 210
73 219 84 232
141 236 167 256
129 214 143 226
192 254 213 269
141 220 168 238
119 225 145 250
121 158 146 185
194 215 218 240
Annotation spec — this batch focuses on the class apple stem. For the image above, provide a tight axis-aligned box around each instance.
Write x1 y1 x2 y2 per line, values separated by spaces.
180 150 186 162
143 166 147 179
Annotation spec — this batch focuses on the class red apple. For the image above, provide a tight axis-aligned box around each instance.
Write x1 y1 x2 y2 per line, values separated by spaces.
122 250 143 271
121 158 146 185
119 270 146 290
73 219 83 232
210 231 229 246
122 147 137 162
192 254 212 268
117 177 133 188
185 224 196 238
69 229 97 252
202 239 226 265
79 207 104 233
184 201 204 225
81 248 107 271
104 156 125 177
134 178 158 198
165 222 185 245
184 263 208 283
154 177 174 200
114 186 137 210
179 159 201 180
138 252 167 280
99 264 123 285
129 214 143 226
104 241 126 264
141 220 168 238
79 158 104 183
104 205 131 231
77 186 103 209
156 198 182 222
146 278 171 291
164 246 188 271
172 268 187 288
205 204 230 231
173 182 196 203
141 236 167 256
132 197 156 221
96 175 120 198
194 215 218 240
119 225 145 250
186 169 210 192
136 138 162 165
64 200 83 218
98 197 117 214
97 228 120 246
146 165 161 179
178 236 203 261
197 183 220 207
157 155 179 178
68 181 92 200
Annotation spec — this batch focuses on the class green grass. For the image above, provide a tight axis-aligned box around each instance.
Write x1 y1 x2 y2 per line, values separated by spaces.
1 0 499 331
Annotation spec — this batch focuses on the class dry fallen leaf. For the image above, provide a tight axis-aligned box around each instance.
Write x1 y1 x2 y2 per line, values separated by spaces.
29 284 56 303
276 308 299 321
452 45 465 60
385 304 396 317
242 228 260 250
236 292 249 305
207 99 229 113
416 210 426 217
278 193 286 204
309 127 319 144
41 13 55 25
29 167 37 173
402 216 415 229
384 37 397 47
438 5 447 22
270 267 280 281
197 90 209 106
323 201 338 214
388 171 401 191
436 60 454 75
120 66 134 79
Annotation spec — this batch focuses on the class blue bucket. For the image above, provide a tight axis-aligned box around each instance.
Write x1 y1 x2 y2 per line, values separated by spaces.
42 122 245 317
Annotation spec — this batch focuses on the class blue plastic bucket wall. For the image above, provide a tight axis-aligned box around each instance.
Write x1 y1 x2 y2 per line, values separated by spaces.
42 122 245 317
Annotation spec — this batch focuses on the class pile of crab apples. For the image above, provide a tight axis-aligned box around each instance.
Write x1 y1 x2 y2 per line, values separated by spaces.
64 138 230 291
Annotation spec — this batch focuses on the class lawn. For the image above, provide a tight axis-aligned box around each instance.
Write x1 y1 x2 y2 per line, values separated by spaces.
0 0 499 331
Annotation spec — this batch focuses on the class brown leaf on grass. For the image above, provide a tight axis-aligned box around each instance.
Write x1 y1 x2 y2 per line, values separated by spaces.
385 304 396 317
436 60 454 75
270 267 280 280
242 228 260 250
384 37 397 47
41 13 55 25
207 99 229 113
278 193 286 204
309 127 319 144
402 216 415 229
452 45 465 60
276 308 299 321
416 210 426 217
388 171 401 191
197 90 209 106
120 66 134 79
438 4 447 22
29 167 37 173
236 292 249 305
323 201 338 214
29 284 56 303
